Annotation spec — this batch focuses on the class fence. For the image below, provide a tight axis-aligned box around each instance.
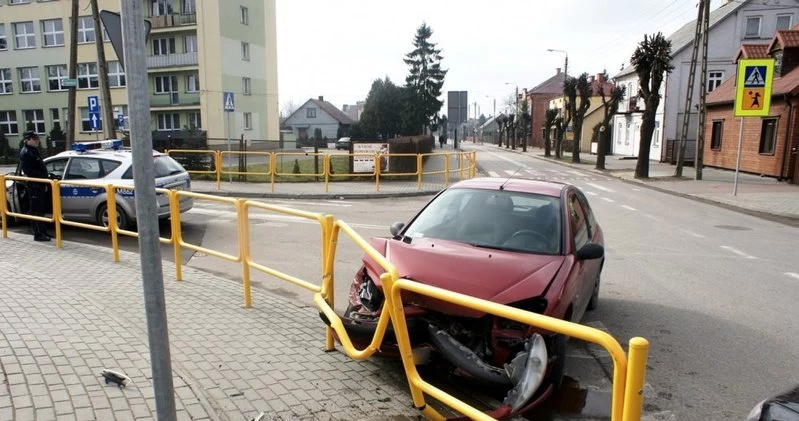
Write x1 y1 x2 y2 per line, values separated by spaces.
0 174 649 421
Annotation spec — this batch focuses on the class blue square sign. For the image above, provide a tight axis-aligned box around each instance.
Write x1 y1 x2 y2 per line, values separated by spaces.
223 91 235 112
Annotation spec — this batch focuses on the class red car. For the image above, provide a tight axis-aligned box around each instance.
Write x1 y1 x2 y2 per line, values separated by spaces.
339 177 605 417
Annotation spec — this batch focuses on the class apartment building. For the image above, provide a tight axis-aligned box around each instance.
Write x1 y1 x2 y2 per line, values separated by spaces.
0 0 278 151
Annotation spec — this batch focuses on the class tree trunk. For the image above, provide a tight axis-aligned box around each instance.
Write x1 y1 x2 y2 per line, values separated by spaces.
596 126 608 170
572 119 582 163
544 127 551 157
635 106 657 179
555 129 563 159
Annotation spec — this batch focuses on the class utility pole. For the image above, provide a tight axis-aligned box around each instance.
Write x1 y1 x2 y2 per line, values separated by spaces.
118 0 177 419
67 0 79 147
676 1 705 177
695 0 711 180
91 0 115 139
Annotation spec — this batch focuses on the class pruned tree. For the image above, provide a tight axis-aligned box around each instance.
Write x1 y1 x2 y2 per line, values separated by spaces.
516 100 531 152
544 108 558 157
596 75 626 170
403 22 447 135
564 73 591 163
630 32 674 178
281 99 299 118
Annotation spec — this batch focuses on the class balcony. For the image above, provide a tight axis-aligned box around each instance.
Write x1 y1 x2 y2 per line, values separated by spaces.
150 92 201 107
146 52 198 69
149 13 197 30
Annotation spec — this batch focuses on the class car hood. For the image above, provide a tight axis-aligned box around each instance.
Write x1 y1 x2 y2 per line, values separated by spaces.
369 237 565 316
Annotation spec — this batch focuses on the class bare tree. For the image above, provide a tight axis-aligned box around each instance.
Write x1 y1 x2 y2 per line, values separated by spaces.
281 100 300 118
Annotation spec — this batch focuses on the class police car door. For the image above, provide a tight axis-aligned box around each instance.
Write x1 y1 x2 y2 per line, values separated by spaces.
62 157 103 220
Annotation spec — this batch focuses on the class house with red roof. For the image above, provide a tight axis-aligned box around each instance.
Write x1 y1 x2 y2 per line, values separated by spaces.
703 28 799 183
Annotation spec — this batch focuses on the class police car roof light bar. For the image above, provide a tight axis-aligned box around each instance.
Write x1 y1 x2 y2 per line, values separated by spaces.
71 139 124 152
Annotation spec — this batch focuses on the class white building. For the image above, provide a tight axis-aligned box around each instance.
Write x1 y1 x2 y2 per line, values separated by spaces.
610 66 665 160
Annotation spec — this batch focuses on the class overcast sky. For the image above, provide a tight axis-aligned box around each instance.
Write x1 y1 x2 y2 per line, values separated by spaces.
275 0 726 118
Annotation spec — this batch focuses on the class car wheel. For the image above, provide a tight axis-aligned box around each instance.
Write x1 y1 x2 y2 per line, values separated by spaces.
97 202 130 231
587 272 600 311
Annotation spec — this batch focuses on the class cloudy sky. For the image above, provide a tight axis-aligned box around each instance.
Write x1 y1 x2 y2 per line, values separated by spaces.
275 0 726 118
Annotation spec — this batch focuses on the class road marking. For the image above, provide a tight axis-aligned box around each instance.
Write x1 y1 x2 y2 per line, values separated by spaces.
482 150 529 169
621 205 637 211
602 197 615 203
189 208 385 230
586 182 615 193
785 272 799 281
720 245 757 259
504 169 517 176
645 214 659 221
679 228 704 238
632 188 641 191
488 171 500 177
585 191 598 196
524 169 541 176
566 170 585 176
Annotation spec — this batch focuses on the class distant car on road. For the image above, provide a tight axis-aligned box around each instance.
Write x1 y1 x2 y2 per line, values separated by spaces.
4 140 193 230
336 176 605 417
335 137 351 150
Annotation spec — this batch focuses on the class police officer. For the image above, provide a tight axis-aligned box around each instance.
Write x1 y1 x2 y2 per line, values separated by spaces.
19 130 51 241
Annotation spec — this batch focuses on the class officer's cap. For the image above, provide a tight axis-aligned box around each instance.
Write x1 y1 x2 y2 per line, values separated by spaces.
23 130 39 140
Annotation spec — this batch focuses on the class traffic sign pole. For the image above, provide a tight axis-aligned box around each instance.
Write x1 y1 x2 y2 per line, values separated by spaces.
223 92 235 183
734 117 744 196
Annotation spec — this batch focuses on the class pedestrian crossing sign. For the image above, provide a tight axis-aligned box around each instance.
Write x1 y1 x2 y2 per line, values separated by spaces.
735 58 774 117
223 91 235 112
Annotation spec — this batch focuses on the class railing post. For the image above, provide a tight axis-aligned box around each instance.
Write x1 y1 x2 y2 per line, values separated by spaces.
170 191 183 281
322 214 336 351
215 150 222 190
417 154 423 190
444 153 450 187
375 154 381 192
270 153 276 193
106 184 120 263
52 180 62 249
0 175 7 239
324 154 330 193
622 337 649 421
238 199 252 308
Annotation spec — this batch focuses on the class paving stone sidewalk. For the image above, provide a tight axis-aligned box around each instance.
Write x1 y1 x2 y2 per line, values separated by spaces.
0 233 421 421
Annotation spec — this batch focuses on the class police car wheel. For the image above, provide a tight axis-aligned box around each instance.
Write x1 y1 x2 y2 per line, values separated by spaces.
97 203 130 231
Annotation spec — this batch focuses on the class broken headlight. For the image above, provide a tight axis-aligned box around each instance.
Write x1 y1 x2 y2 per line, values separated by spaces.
357 268 383 312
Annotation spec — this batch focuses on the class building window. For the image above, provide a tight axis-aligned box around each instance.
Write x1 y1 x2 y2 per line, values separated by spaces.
154 75 178 93
0 111 19 135
107 61 126 87
51 108 60 129
710 120 723 150
13 22 36 49
23 109 45 134
186 73 199 92
182 0 196 14
759 118 777 154
9 0 32 4
653 120 660 147
0 69 12 95
241 42 250 60
184 35 197 53
0 24 7 51
242 77 251 95
708 71 724 92
745 16 761 38
244 112 252 130
41 18 64 47
47 64 68 91
156 113 180 131
187 111 201 129
78 63 99 89
19 67 41 93
306 108 317 118
777 14 793 31
78 16 95 44
151 0 173 16
240 6 249 25
152 37 176 55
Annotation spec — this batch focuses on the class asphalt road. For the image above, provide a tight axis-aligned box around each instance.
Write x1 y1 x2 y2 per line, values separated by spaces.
10 146 798 420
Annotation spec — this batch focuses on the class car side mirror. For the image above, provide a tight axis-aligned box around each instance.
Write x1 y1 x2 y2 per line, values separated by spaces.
576 243 604 260
390 221 405 237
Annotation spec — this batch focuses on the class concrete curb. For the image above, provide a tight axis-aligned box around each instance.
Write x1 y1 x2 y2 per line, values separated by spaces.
526 152 799 227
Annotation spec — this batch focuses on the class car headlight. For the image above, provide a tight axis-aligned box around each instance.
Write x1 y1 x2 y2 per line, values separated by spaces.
357 269 383 312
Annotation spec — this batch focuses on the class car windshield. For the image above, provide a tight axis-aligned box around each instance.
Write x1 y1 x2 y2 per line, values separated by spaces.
153 156 187 178
403 188 562 255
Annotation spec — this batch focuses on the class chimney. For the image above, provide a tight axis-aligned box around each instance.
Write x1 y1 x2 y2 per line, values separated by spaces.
318 96 324 101
556 67 561 74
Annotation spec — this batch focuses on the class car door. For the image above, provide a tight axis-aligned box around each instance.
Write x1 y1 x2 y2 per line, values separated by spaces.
61 157 103 220
567 189 594 320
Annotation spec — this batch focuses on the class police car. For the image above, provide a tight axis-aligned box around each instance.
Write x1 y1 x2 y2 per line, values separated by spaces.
5 140 193 230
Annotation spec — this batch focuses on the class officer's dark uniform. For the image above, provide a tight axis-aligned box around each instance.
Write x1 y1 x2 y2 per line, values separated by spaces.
19 131 51 241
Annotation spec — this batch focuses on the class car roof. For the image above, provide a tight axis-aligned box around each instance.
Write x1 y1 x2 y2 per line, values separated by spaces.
449 177 569 197
50 149 162 161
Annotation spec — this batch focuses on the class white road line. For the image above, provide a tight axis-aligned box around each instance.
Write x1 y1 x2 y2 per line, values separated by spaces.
679 228 705 238
621 205 637 211
524 169 541 176
567 170 585 176
644 214 659 221
632 188 641 191
586 182 616 193
504 169 517 176
585 191 598 196
488 170 500 178
481 150 530 169
785 272 799 281
602 197 615 203
720 245 757 260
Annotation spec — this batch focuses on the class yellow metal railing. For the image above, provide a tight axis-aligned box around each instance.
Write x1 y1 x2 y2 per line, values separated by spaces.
1 171 650 421
165 149 477 192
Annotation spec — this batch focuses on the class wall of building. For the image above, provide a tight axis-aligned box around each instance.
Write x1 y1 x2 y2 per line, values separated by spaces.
284 102 341 140
529 94 558 148
703 101 794 177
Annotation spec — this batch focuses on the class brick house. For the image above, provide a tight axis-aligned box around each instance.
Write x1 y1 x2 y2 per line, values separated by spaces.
703 32 799 183
526 69 570 148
